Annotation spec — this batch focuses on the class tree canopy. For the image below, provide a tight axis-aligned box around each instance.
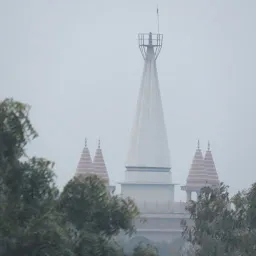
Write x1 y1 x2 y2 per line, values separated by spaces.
182 183 256 256
58 175 139 256
132 243 159 256
0 98 139 256
4 97 256 256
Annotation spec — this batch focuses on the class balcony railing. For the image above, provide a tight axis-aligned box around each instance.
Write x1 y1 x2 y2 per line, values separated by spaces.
134 201 187 214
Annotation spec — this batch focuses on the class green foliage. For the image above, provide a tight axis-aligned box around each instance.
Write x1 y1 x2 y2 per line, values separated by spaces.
0 98 71 256
182 182 256 256
58 175 139 255
0 98 37 161
133 243 159 256
0 98 139 256
59 175 138 236
123 236 184 256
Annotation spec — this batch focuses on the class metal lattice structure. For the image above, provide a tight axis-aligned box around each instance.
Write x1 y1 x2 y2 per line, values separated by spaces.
138 32 163 60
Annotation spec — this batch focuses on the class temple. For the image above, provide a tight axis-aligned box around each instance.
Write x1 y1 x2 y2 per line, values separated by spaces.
75 139 115 194
73 31 220 244
181 141 220 201
119 32 183 242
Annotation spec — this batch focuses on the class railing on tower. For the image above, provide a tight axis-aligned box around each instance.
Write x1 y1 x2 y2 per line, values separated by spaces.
134 200 188 214
138 32 163 60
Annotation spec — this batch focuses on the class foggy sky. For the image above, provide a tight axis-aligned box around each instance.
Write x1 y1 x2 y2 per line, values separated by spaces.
1 0 256 200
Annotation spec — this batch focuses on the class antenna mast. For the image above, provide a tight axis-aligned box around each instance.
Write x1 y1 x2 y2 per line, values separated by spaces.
137 7 163 60
157 5 160 34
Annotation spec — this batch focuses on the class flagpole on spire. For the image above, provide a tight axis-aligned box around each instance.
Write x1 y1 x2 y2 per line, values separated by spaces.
157 5 160 35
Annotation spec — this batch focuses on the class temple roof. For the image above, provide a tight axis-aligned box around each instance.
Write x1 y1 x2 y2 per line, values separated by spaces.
183 141 220 191
126 32 170 168
75 139 110 185
203 141 219 186
93 140 109 185
185 140 208 190
75 138 94 177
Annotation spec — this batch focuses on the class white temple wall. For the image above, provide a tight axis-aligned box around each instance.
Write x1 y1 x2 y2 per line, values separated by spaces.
135 217 183 230
121 184 174 204
134 230 181 243
124 170 172 183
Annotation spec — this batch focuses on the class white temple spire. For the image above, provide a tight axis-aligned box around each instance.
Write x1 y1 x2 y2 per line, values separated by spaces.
126 32 170 168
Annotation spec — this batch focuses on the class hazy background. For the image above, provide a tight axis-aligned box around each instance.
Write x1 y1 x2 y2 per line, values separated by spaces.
1 0 255 200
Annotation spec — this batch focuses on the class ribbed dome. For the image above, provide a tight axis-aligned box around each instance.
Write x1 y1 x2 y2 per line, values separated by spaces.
186 140 208 190
92 140 109 185
75 138 94 177
204 141 219 186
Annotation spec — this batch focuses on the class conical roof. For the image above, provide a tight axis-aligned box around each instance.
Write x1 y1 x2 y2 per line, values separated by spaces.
93 140 109 184
204 142 219 186
75 138 94 177
126 32 170 168
186 140 208 190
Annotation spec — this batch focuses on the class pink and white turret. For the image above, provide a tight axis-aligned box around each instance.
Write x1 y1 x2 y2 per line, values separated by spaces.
181 140 208 201
92 139 110 185
204 141 219 187
182 140 220 201
75 138 115 194
75 138 94 177
92 139 115 193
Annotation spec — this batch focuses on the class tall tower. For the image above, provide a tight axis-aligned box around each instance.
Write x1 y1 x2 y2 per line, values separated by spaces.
121 32 174 210
120 32 187 243
126 32 170 169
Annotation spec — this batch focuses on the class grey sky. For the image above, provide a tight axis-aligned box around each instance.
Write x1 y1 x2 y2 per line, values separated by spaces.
1 0 255 200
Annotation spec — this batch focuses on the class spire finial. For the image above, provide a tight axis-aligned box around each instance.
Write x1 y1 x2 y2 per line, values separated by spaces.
208 141 210 151
98 138 101 149
157 5 160 34
85 138 87 147
197 139 200 149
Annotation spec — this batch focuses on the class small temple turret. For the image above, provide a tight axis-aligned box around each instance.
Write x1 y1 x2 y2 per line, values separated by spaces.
75 138 115 193
204 141 219 187
181 140 208 201
75 138 93 177
182 140 220 201
92 139 110 185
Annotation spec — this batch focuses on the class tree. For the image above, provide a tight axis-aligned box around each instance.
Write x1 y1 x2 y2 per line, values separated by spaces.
0 98 140 256
166 237 186 256
181 182 256 256
0 98 73 256
133 243 159 256
58 175 139 255
181 183 237 255
230 183 256 255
